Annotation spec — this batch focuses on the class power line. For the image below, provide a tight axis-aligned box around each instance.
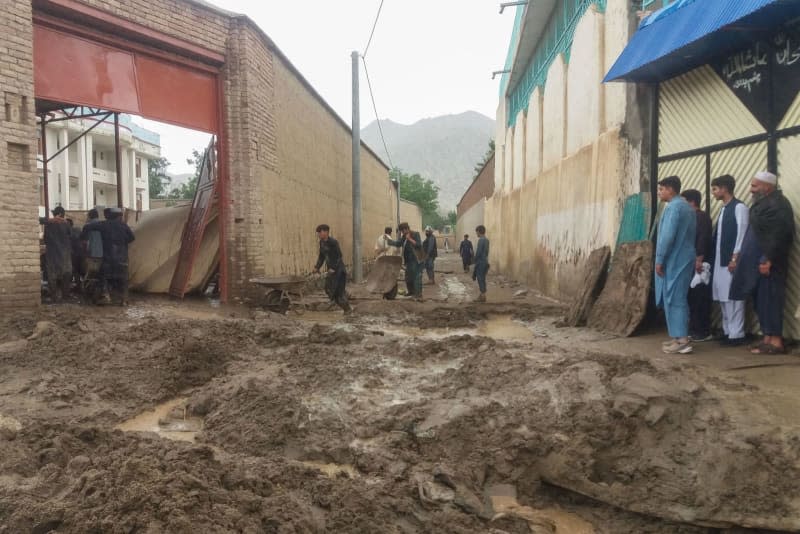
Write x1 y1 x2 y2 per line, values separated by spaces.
362 0 386 58
361 56 394 170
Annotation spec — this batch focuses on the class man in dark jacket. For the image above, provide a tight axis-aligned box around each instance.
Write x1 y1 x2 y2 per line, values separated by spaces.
100 208 135 306
313 224 351 313
459 234 474 273
681 190 713 342
473 225 490 302
730 171 795 354
388 222 424 301
41 206 73 303
422 226 438 284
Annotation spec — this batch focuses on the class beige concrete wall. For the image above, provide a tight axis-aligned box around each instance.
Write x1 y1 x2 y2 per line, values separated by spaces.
512 111 526 190
269 55 391 278
490 1 641 300
456 200 485 243
525 88 543 181
503 127 514 194
495 100 507 194
566 8 604 154
542 56 567 171
399 200 423 233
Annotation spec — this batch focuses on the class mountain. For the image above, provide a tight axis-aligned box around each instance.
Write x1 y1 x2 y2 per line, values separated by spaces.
361 111 495 211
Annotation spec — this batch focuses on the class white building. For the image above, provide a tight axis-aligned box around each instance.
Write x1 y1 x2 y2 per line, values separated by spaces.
37 112 160 216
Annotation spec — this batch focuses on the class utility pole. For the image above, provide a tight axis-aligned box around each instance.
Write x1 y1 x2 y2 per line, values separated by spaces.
114 112 123 208
351 50 363 283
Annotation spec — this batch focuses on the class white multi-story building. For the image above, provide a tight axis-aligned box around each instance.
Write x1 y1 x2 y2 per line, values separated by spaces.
37 113 160 216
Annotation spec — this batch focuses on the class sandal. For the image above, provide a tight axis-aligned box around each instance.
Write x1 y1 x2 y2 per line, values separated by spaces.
750 343 786 355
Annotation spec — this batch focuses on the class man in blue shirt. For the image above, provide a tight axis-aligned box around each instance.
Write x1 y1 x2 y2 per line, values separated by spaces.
473 225 490 302
655 176 696 354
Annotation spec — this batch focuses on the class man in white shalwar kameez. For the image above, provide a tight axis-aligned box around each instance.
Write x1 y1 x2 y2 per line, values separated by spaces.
711 175 749 346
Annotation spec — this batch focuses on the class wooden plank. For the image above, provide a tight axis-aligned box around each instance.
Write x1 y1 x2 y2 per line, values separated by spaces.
561 246 611 327
587 241 653 337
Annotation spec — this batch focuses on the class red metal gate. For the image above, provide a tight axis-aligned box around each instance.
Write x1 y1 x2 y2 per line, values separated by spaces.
169 138 218 298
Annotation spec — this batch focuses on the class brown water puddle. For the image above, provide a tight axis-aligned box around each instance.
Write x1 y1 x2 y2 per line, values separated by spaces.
385 315 533 341
116 398 203 442
490 494 596 533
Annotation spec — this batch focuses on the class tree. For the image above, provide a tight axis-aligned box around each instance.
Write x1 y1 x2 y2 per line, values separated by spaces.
472 138 495 178
148 157 172 198
446 210 457 227
392 167 440 215
167 148 203 200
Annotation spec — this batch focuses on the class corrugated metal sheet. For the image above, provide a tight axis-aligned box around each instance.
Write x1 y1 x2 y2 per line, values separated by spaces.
660 66 764 156
779 92 800 129
710 142 767 218
778 136 800 339
658 155 705 193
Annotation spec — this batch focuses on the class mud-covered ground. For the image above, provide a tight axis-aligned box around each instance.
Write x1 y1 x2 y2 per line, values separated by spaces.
1 255 799 533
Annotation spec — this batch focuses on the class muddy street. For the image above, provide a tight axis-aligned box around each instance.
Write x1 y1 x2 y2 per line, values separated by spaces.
1 254 799 533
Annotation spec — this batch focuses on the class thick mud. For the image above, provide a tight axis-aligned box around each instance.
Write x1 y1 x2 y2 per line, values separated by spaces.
1 263 799 533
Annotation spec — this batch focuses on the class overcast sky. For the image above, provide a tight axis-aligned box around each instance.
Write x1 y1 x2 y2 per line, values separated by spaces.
137 0 516 175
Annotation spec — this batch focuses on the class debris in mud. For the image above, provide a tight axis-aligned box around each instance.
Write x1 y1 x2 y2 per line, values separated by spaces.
2 262 800 532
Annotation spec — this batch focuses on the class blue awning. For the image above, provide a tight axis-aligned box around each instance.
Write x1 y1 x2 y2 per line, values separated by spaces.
604 0 800 83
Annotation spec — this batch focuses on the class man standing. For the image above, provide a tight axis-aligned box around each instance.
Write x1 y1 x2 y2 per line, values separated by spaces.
473 225 490 302
459 234 474 273
313 224 352 313
42 206 73 303
655 176 697 354
80 208 107 300
681 189 713 342
731 171 795 354
388 222 424 301
710 175 749 346
422 226 438 284
374 226 399 258
66 218 83 284
100 207 135 306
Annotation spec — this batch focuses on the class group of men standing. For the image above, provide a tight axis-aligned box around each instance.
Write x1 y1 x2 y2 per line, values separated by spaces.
655 171 795 355
313 222 490 312
41 206 135 305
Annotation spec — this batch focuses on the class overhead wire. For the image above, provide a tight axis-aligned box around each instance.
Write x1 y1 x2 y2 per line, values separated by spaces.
361 56 394 170
362 0 386 59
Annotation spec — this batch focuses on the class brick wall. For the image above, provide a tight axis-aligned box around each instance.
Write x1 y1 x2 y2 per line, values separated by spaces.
457 153 495 217
268 48 392 279
2 0 397 306
0 1 40 308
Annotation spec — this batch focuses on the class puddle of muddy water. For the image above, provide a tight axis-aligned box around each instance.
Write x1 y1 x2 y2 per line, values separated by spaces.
384 315 533 341
116 398 203 442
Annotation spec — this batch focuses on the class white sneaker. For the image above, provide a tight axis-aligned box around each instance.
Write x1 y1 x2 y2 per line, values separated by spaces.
662 340 693 354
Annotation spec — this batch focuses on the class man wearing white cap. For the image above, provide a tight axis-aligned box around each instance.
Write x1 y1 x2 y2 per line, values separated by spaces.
730 171 795 354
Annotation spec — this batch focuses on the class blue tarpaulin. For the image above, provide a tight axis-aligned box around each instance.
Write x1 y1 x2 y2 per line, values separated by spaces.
604 0 800 83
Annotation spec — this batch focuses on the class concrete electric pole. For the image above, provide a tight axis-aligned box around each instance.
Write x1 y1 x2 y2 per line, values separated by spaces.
351 50 363 283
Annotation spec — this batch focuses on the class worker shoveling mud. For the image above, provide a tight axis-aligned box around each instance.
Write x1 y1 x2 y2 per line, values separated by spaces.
1 256 799 532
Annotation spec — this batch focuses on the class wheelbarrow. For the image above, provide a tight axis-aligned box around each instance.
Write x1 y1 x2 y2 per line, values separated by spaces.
250 275 309 313
366 255 402 300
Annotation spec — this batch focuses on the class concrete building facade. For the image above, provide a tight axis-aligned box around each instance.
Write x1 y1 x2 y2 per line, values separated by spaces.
488 0 651 300
456 153 494 240
37 112 160 216
0 0 397 307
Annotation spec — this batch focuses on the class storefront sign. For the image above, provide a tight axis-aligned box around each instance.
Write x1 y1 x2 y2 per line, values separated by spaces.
713 23 800 130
